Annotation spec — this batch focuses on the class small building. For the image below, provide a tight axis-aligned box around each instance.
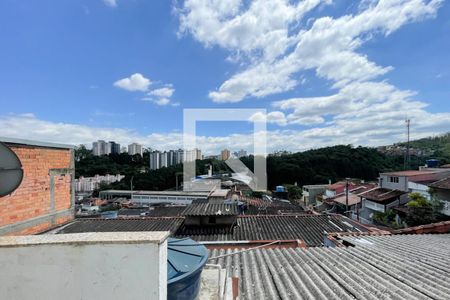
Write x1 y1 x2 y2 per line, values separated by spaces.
0 137 75 235
429 177 450 216
302 184 328 205
357 188 407 224
182 203 238 226
207 189 232 203
99 189 210 205
379 169 450 192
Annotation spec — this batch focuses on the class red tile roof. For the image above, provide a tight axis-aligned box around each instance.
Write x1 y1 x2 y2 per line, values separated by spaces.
392 221 450 234
381 170 448 176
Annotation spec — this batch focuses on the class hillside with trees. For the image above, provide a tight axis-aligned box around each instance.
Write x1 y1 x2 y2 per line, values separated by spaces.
75 144 420 192
394 132 450 164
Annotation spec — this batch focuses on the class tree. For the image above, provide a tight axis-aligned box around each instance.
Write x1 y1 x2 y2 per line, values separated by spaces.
405 193 434 226
74 144 92 162
284 184 303 200
428 188 445 214
406 193 431 208
373 209 398 227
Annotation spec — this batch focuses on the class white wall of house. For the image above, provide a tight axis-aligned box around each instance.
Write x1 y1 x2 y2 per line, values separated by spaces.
408 182 431 200
363 199 386 213
380 175 408 191
0 232 169 300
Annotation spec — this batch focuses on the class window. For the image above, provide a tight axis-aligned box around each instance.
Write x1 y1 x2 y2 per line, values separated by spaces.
389 176 399 183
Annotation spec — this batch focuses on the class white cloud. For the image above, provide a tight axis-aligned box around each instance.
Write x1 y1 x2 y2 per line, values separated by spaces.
103 0 117 8
114 73 151 92
249 111 287 126
273 81 420 125
148 87 175 98
1 113 449 154
177 0 442 102
154 98 171 106
143 85 179 107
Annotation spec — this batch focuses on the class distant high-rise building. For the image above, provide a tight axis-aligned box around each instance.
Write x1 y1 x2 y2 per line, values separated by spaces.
167 150 178 166
175 149 184 164
221 149 230 161
149 151 161 170
128 143 143 156
121 146 128 153
92 140 108 156
149 148 201 170
107 141 120 155
160 151 169 168
185 149 202 162
234 149 247 158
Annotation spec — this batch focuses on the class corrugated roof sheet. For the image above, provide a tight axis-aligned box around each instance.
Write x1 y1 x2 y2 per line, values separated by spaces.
244 199 305 215
182 203 238 216
210 234 450 300
56 218 184 234
147 206 186 217
429 177 450 190
117 208 149 216
358 187 406 202
177 215 366 246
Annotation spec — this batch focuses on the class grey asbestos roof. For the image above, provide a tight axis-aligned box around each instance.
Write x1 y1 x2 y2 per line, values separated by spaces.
209 234 450 300
177 214 366 246
56 218 184 234
181 203 238 216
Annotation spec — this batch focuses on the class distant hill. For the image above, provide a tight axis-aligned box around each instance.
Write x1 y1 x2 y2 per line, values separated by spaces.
382 133 450 164
76 135 450 191
397 133 450 154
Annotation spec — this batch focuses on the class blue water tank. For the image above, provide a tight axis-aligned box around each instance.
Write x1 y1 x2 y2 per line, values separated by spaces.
276 185 285 192
426 159 440 168
167 238 208 300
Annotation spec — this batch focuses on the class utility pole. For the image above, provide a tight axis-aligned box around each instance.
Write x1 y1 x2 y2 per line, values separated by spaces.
404 119 411 170
345 178 349 214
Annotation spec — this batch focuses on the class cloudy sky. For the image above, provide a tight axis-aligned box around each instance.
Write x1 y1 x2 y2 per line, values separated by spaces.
1 0 449 154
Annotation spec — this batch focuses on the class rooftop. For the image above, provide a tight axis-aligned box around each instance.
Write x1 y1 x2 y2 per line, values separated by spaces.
0 136 74 149
428 177 450 190
56 213 367 247
55 218 184 234
99 190 211 196
326 194 361 206
358 188 406 202
208 189 231 197
381 169 449 177
182 203 238 216
209 233 450 299
176 214 366 246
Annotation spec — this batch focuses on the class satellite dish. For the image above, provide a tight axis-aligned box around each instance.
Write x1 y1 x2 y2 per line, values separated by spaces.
0 142 24 196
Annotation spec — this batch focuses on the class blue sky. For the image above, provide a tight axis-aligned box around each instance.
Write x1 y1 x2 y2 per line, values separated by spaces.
1 0 449 154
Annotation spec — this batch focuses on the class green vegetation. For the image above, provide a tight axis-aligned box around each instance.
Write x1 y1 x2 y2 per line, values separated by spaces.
406 192 431 208
402 192 447 227
284 184 303 200
373 209 400 228
75 143 429 192
397 132 450 164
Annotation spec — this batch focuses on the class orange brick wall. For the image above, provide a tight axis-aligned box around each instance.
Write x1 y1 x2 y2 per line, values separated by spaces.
0 144 74 235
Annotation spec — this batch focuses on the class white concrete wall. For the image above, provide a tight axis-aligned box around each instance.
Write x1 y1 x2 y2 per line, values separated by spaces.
0 232 168 300
408 182 431 200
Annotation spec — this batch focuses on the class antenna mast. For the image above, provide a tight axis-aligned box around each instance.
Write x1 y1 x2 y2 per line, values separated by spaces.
404 119 410 170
